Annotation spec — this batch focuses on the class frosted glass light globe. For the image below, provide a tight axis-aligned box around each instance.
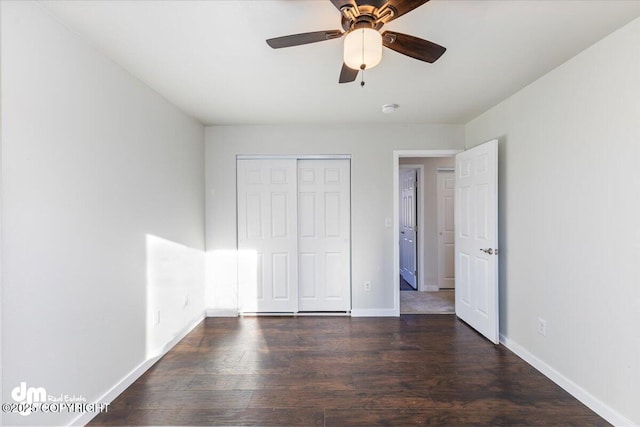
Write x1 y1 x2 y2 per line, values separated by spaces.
343 28 382 70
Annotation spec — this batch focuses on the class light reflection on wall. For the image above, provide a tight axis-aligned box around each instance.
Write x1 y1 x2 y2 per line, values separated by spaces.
205 249 258 314
145 234 205 359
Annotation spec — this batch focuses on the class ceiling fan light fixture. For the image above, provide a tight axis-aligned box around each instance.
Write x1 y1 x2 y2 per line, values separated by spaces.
343 28 382 71
265 0 444 84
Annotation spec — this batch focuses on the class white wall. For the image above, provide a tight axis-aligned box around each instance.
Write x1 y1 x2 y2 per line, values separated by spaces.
465 16 640 425
205 125 464 315
1 2 205 425
400 157 455 291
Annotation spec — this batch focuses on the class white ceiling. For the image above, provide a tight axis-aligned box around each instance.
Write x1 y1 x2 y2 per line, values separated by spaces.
40 0 640 125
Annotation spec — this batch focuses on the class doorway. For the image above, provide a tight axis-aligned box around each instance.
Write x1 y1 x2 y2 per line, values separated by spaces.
394 150 462 316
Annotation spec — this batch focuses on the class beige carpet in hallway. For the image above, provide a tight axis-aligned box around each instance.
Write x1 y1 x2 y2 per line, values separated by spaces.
400 290 455 314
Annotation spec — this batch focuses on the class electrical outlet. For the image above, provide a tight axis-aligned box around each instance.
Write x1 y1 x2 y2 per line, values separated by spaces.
537 317 546 336
364 281 371 291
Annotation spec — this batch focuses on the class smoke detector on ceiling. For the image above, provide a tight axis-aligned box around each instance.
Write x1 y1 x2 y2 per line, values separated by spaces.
381 103 398 114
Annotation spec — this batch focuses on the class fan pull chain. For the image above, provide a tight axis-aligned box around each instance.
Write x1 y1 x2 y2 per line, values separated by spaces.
360 29 366 87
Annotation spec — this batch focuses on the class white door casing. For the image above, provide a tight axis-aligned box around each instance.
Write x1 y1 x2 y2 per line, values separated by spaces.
297 160 351 311
437 170 455 289
237 159 298 313
455 140 499 344
399 169 418 289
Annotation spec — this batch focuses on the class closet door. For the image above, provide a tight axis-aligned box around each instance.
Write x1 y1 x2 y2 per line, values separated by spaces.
298 159 351 312
237 159 298 313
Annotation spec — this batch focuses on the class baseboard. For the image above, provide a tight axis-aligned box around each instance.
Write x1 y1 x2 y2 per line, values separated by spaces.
500 334 636 427
296 312 350 317
70 313 205 426
205 308 239 317
207 307 401 318
424 285 439 292
239 312 295 316
350 308 398 317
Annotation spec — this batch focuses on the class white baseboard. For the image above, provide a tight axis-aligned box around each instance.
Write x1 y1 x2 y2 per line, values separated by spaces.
500 334 636 427
295 312 350 317
424 285 439 292
350 308 398 317
207 307 402 318
205 308 239 317
70 313 205 426
208 308 397 318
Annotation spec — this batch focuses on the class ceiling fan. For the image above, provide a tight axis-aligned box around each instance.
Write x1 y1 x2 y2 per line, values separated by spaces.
266 0 446 85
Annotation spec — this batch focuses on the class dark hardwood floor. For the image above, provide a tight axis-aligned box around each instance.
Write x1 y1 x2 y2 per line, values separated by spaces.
89 316 609 426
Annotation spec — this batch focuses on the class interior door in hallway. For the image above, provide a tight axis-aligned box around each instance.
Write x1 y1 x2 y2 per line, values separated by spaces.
298 159 351 312
399 168 417 289
437 169 455 289
455 140 499 344
237 159 298 313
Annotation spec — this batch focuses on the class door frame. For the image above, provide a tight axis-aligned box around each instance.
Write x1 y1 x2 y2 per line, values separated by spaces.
393 150 463 316
399 164 424 291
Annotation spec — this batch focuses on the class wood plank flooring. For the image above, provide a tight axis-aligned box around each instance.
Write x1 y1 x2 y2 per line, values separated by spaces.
89 316 609 426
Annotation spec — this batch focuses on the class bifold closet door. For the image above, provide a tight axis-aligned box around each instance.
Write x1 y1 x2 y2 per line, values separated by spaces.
298 159 351 312
237 159 298 313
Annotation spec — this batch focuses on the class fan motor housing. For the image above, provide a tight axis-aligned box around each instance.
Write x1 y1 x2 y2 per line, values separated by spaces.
341 4 396 32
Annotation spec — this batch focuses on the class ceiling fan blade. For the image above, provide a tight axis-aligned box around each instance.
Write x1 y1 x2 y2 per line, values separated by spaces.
339 63 359 83
382 31 446 63
386 0 430 21
266 30 343 49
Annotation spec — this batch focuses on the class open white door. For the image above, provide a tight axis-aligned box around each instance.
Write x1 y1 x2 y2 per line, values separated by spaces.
455 140 499 344
399 169 418 289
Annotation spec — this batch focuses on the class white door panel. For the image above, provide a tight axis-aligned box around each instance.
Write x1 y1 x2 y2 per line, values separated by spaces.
438 170 455 289
455 140 499 344
298 159 351 312
399 169 417 288
237 159 298 313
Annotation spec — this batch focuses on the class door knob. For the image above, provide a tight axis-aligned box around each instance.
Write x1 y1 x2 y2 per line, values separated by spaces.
480 248 494 255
